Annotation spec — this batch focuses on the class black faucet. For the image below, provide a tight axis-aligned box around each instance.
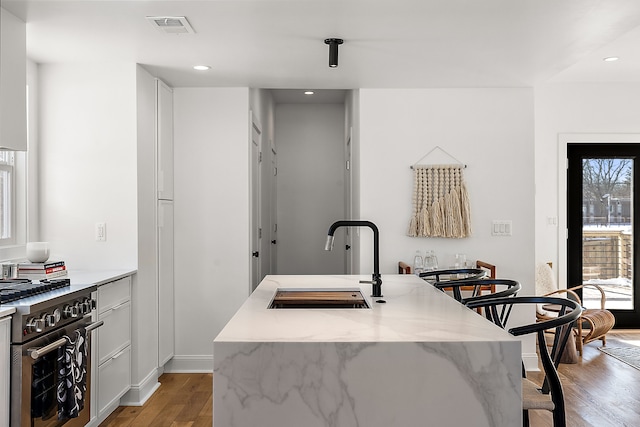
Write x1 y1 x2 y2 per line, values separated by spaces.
325 220 382 298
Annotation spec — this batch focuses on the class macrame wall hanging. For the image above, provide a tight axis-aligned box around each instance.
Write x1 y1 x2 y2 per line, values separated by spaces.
407 147 472 238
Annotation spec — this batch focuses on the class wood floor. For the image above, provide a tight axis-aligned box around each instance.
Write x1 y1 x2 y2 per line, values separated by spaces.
99 373 212 427
99 331 640 427
529 330 640 427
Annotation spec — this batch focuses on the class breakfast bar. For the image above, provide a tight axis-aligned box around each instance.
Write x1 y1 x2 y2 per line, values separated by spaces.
213 274 522 427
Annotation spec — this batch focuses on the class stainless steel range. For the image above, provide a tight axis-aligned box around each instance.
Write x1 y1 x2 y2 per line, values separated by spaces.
1 278 102 427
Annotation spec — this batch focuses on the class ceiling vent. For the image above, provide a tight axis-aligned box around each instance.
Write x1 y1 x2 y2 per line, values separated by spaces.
146 16 195 34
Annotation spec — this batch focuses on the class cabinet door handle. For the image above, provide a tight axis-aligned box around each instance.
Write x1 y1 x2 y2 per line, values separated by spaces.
105 300 130 314
112 348 127 359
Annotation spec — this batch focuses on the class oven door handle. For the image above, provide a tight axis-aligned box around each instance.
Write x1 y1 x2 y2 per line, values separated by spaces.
28 320 104 360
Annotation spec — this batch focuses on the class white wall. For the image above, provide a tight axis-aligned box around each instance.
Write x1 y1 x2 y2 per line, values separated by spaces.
534 82 640 286
26 60 40 242
358 88 536 361
359 88 535 281
171 87 250 367
38 62 138 269
275 103 346 275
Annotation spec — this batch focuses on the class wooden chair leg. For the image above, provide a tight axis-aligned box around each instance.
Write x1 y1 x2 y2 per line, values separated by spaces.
576 322 583 355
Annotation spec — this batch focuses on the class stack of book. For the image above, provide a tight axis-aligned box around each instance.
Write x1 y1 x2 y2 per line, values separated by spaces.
18 260 67 280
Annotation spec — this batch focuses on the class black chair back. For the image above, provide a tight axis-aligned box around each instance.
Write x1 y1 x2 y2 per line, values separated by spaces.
433 278 521 305
419 268 486 283
465 296 582 427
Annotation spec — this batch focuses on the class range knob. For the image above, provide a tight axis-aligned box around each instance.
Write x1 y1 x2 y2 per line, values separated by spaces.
44 313 56 327
52 308 62 323
80 298 92 314
26 317 44 333
74 301 84 315
63 304 79 318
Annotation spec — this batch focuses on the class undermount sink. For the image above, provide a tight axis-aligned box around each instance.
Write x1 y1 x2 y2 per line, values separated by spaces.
268 288 370 309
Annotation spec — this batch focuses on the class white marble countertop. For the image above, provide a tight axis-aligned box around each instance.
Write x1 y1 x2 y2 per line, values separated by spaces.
0 306 15 318
215 274 518 344
68 269 137 287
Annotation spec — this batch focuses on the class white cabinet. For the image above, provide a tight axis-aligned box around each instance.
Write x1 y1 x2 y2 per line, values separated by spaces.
156 79 174 200
156 77 174 369
158 199 174 366
0 7 27 151
96 276 132 417
0 316 10 427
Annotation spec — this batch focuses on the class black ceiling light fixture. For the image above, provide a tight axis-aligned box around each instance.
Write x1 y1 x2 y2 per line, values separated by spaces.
324 38 344 68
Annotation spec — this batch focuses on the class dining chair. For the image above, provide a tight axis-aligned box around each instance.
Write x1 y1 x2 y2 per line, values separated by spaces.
476 260 496 279
398 261 412 274
465 296 582 427
418 267 486 283
535 262 615 355
433 278 521 305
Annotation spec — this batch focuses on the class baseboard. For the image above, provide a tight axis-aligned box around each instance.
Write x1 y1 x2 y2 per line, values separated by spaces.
120 369 161 406
162 354 213 373
523 352 540 372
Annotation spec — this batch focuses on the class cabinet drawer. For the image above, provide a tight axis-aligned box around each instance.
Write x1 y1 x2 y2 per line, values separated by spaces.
97 277 131 314
97 300 131 364
98 345 131 416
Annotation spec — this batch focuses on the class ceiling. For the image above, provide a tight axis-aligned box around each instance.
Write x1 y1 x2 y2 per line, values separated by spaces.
4 0 640 92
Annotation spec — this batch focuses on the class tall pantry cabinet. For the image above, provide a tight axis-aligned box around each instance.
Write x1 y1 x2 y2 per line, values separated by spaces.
156 79 175 367
134 68 174 404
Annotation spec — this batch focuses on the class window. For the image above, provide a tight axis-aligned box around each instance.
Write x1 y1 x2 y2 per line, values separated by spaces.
0 151 15 243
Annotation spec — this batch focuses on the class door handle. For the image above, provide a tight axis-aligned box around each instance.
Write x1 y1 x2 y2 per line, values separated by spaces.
271 240 277 244
252 251 259 258
346 245 351 250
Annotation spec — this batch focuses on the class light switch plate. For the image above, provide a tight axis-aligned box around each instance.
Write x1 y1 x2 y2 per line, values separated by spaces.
492 220 512 236
96 222 107 241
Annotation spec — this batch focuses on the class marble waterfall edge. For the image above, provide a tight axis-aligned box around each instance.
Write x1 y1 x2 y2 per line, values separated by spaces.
214 340 520 427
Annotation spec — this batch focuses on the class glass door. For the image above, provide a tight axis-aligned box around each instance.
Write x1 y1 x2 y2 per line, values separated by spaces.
567 143 640 328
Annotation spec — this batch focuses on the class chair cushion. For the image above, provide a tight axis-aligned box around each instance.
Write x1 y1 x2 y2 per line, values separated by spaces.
522 378 555 411
535 263 559 315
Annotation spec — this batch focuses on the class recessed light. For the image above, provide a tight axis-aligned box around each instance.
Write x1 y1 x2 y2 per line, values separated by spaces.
304 91 314 95
603 57 619 62
193 65 211 71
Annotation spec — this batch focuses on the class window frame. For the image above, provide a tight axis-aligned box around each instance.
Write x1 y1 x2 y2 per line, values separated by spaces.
0 151 16 245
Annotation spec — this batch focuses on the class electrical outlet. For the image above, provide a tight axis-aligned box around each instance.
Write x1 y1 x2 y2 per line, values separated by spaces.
96 222 106 241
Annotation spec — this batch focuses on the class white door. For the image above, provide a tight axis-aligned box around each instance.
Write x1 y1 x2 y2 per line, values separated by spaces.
156 79 174 200
270 143 278 274
251 114 262 291
157 199 174 366
345 128 353 273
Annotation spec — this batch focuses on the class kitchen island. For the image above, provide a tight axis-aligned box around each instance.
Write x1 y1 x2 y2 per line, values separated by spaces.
214 274 522 427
